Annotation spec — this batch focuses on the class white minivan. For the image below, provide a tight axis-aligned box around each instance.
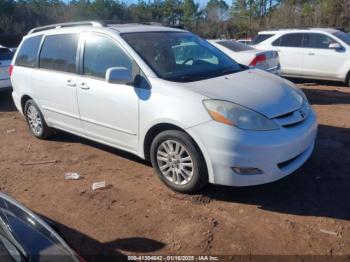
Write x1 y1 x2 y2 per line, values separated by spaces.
11 22 318 193
252 28 350 85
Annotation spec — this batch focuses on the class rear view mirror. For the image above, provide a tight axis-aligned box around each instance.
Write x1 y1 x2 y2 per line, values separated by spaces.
106 67 133 85
329 42 342 50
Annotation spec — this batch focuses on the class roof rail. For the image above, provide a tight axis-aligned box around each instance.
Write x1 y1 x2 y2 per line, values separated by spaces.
28 21 106 34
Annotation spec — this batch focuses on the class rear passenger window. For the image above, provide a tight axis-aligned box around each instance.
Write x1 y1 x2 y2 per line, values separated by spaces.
273 33 304 47
303 33 338 49
251 34 274 45
83 35 132 79
39 34 79 74
15 35 43 67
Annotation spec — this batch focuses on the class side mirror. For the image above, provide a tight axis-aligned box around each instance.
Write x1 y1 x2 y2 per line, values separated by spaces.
106 67 133 85
329 42 343 50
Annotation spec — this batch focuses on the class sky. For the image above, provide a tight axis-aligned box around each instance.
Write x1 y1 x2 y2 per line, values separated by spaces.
124 0 232 7
62 0 233 8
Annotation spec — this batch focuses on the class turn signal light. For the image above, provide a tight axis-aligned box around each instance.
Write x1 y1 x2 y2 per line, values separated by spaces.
232 167 263 175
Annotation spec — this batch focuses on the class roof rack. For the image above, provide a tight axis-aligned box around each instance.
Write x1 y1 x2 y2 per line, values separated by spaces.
264 27 311 31
28 21 106 34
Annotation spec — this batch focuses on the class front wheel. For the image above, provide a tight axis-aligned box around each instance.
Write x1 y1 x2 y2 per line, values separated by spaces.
24 99 53 139
150 130 208 194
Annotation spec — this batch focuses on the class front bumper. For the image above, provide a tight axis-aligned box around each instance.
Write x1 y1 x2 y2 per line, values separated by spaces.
187 108 317 187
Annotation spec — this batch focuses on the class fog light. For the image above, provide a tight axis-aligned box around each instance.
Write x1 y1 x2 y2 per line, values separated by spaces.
232 167 263 175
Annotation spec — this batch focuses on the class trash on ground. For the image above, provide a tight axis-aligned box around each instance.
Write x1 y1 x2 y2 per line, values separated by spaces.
21 160 58 166
65 172 81 180
320 229 337 236
6 129 16 133
92 181 107 191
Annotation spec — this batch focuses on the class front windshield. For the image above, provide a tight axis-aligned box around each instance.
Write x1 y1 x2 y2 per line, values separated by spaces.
122 32 244 82
333 31 350 45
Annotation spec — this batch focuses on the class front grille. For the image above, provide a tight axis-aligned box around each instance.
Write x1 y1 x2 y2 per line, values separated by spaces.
272 107 308 128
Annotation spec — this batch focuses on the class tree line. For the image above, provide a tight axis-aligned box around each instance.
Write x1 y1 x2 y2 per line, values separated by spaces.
0 0 349 39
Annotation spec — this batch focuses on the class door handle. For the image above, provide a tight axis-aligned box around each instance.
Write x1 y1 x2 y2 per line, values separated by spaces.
79 82 90 90
307 51 315 55
66 79 76 87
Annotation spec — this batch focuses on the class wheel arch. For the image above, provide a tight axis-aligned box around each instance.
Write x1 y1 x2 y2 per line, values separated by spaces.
20 95 33 113
345 70 350 86
143 123 183 161
142 122 212 183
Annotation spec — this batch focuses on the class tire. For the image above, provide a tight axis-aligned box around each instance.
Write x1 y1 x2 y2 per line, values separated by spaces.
150 130 208 194
24 99 53 139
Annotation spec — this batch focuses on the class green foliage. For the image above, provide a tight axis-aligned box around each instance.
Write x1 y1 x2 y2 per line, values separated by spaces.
0 0 349 38
182 0 198 27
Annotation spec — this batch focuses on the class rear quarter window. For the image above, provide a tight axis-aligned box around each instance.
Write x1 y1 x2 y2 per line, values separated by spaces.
15 35 43 67
39 34 79 74
251 34 274 45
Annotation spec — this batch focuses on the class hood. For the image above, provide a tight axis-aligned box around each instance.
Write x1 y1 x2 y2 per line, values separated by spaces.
184 69 303 118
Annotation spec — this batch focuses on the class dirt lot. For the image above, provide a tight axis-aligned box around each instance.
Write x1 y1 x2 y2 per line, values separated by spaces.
0 81 349 261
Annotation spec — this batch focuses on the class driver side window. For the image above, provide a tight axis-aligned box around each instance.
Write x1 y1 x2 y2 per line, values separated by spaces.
83 35 132 79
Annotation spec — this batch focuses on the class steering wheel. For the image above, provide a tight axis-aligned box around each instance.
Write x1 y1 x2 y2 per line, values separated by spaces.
182 58 195 65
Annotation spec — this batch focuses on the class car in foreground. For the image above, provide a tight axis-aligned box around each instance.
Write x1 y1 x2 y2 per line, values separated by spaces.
252 28 350 86
0 46 13 91
0 192 83 261
11 21 317 193
209 39 281 75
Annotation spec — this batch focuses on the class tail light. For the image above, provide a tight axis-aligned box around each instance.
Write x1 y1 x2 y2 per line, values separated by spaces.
8 65 13 76
249 54 266 67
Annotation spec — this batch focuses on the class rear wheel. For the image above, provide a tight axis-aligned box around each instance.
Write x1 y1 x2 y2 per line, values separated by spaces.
150 130 208 194
24 99 53 139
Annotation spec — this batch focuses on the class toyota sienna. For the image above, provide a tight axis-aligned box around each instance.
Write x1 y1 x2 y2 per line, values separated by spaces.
10 22 318 193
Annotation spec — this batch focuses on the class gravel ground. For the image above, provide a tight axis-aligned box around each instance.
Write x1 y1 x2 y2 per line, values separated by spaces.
0 80 349 261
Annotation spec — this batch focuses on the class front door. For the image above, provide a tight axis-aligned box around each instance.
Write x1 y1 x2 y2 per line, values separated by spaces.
302 33 348 80
77 33 139 151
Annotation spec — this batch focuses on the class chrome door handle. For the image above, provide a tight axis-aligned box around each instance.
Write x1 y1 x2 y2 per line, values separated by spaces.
67 79 76 87
79 82 90 90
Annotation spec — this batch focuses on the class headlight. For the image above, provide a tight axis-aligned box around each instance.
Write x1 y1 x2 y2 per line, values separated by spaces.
203 100 279 131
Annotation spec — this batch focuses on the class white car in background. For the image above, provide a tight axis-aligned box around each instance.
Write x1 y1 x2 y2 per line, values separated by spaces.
252 28 350 86
0 46 13 91
209 39 281 75
236 38 252 45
